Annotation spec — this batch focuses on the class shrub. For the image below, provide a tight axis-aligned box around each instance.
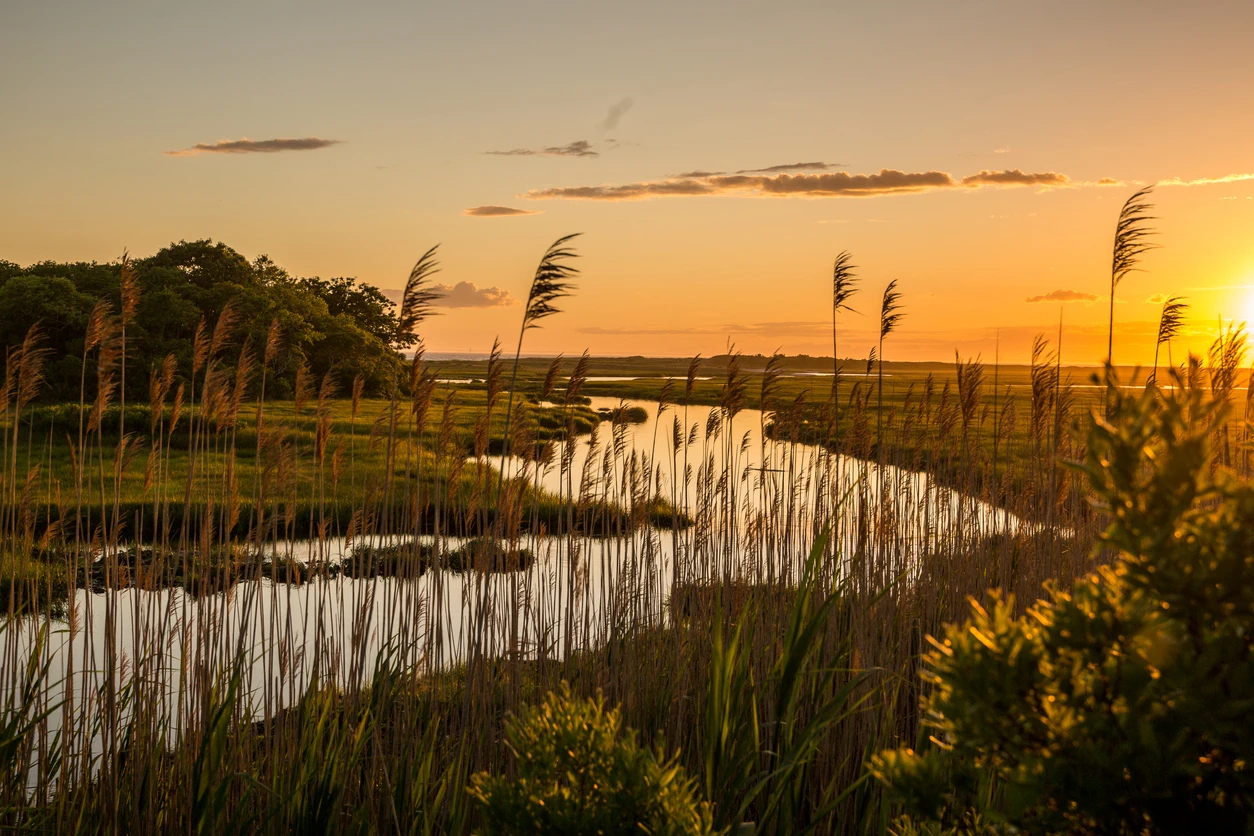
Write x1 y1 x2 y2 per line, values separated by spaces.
872 382 1254 834
469 684 716 836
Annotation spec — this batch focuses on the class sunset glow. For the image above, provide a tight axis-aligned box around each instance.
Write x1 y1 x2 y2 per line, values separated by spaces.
3 1 1253 363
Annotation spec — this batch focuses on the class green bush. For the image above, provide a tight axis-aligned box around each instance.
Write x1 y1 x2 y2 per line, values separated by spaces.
469 684 716 836
873 382 1254 834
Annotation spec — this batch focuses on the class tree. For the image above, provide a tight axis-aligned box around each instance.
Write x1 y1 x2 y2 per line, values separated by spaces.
0 240 407 400
299 276 409 349
873 378 1254 834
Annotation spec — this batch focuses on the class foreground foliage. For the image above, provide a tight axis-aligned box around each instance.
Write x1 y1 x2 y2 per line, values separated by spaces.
874 380 1254 834
469 684 716 836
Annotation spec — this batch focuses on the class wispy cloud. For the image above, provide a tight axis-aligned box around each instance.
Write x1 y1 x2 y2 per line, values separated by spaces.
1157 172 1254 187
525 167 1079 202
1097 177 1124 186
485 140 599 158
432 282 517 308
464 205 541 217
961 169 1070 187
674 162 842 177
994 147 1011 154
602 98 634 130
1025 289 1098 304
737 161 844 174
165 137 342 157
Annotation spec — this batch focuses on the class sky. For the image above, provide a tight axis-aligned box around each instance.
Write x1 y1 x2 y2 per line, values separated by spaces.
3 0 1254 364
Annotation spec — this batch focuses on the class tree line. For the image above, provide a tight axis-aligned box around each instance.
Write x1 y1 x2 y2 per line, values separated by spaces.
0 239 412 400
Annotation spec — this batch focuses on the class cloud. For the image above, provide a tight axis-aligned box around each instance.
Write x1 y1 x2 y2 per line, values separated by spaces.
736 161 844 174
759 170 957 195
432 282 517 308
526 178 718 200
464 205 541 217
1097 177 1124 186
524 166 1086 202
675 163 841 177
673 170 726 178
164 137 342 156
1025 289 1098 304
526 168 960 201
1158 172 1254 187
994 147 1011 154
961 169 1071 187
485 140 599 158
602 98 634 130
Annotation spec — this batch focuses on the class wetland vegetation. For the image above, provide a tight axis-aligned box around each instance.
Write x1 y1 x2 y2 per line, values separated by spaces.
2 189 1252 833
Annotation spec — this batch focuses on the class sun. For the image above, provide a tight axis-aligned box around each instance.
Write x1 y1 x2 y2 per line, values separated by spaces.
1243 289 1254 329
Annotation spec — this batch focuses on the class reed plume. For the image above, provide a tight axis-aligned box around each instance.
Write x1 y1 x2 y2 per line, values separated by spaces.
830 252 859 440
497 235 583 488
1151 295 1187 388
396 245 442 346
541 356 564 401
877 280 904 455
1106 186 1157 372
521 234 582 331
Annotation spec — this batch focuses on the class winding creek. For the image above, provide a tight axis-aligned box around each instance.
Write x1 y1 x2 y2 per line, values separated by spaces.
8 396 1026 755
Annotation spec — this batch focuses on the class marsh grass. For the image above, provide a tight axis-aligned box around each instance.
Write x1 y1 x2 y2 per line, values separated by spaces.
0 202 1239 833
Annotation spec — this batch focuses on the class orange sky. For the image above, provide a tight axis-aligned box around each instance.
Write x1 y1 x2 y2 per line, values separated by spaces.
3 1 1253 363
